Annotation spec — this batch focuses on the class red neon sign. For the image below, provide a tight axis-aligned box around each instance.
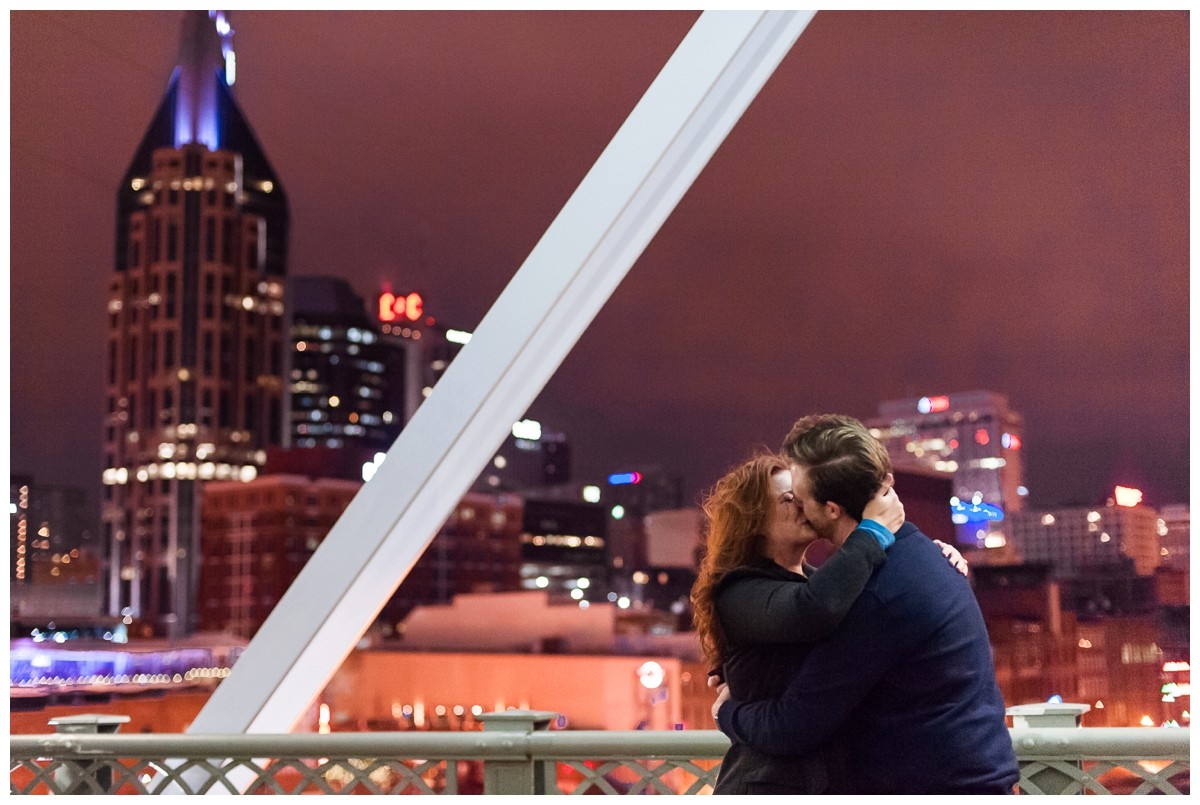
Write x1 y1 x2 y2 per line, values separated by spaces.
379 291 424 323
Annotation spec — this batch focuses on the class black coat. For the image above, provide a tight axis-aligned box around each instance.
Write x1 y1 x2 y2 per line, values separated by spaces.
711 530 885 794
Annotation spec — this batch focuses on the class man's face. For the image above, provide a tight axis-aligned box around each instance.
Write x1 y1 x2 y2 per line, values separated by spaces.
790 463 836 541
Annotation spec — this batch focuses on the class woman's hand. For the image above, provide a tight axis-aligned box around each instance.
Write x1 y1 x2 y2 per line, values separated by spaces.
862 474 905 533
711 681 731 725
934 539 969 576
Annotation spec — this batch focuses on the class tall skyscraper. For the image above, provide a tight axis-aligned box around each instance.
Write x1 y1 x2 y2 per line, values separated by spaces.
102 11 288 637
869 390 1026 561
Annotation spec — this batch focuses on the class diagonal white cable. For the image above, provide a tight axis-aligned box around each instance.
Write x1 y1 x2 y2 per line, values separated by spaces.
187 9 815 748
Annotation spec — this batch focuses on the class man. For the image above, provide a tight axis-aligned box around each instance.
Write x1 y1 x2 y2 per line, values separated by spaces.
714 414 1019 794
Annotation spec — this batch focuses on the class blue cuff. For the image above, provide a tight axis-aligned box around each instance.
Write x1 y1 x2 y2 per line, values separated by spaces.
858 518 896 550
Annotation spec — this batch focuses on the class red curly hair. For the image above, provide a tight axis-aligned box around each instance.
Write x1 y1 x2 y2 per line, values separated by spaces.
690 452 790 671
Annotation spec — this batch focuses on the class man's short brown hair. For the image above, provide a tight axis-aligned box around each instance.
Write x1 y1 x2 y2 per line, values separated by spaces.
783 414 892 521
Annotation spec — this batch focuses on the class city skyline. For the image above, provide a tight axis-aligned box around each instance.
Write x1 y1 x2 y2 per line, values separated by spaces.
10 10 1190 512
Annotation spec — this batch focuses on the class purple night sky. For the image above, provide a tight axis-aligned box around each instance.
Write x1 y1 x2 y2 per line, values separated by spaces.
9 11 1190 513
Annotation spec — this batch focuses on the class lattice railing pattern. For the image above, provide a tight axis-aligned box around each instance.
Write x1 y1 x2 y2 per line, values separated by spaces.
10 756 459 795
10 726 1189 795
556 758 720 795
1016 758 1190 795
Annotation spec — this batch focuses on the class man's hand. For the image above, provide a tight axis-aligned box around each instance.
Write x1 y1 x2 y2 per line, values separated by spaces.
862 474 905 532
711 681 731 725
934 539 969 576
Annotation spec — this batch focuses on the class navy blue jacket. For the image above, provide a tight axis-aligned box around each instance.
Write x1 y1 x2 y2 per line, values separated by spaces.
717 522 1019 794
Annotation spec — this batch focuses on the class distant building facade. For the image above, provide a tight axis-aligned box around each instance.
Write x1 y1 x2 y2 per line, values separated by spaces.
199 474 358 638
1075 616 1172 728
474 425 572 494
972 562 1181 728
102 11 288 636
517 497 608 601
11 476 93 584
199 454 526 638
1007 503 1161 579
381 491 524 631
973 564 1079 711
1156 503 1189 571
869 390 1026 561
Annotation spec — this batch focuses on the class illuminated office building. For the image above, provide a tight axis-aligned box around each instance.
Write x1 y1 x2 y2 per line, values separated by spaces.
289 277 415 453
869 390 1026 559
101 11 288 636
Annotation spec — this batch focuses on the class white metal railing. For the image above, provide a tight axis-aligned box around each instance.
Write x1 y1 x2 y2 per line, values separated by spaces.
8 710 1190 795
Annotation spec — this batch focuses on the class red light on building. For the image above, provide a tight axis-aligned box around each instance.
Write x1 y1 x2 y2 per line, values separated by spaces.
974 428 990 445
378 291 424 323
917 395 951 414
1114 486 1143 507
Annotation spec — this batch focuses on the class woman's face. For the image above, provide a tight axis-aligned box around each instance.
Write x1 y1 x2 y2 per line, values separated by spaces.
762 468 819 560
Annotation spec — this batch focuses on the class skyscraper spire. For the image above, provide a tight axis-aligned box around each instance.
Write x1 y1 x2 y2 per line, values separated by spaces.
118 10 286 277
173 10 232 149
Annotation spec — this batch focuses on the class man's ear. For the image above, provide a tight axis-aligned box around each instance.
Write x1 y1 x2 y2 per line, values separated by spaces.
824 499 846 521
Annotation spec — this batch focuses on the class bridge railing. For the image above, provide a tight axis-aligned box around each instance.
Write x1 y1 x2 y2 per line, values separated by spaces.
9 710 1190 795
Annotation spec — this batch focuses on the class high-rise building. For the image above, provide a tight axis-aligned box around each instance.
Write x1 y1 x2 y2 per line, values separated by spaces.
288 277 415 453
869 390 1026 560
102 11 288 637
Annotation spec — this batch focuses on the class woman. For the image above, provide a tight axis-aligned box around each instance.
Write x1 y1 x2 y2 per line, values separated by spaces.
690 453 965 794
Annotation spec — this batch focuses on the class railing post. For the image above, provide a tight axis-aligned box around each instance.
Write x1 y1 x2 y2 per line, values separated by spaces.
48 714 131 794
478 709 558 795
1007 703 1092 795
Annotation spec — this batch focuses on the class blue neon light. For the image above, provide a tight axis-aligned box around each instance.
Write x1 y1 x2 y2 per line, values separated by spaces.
950 500 1004 523
607 472 642 486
